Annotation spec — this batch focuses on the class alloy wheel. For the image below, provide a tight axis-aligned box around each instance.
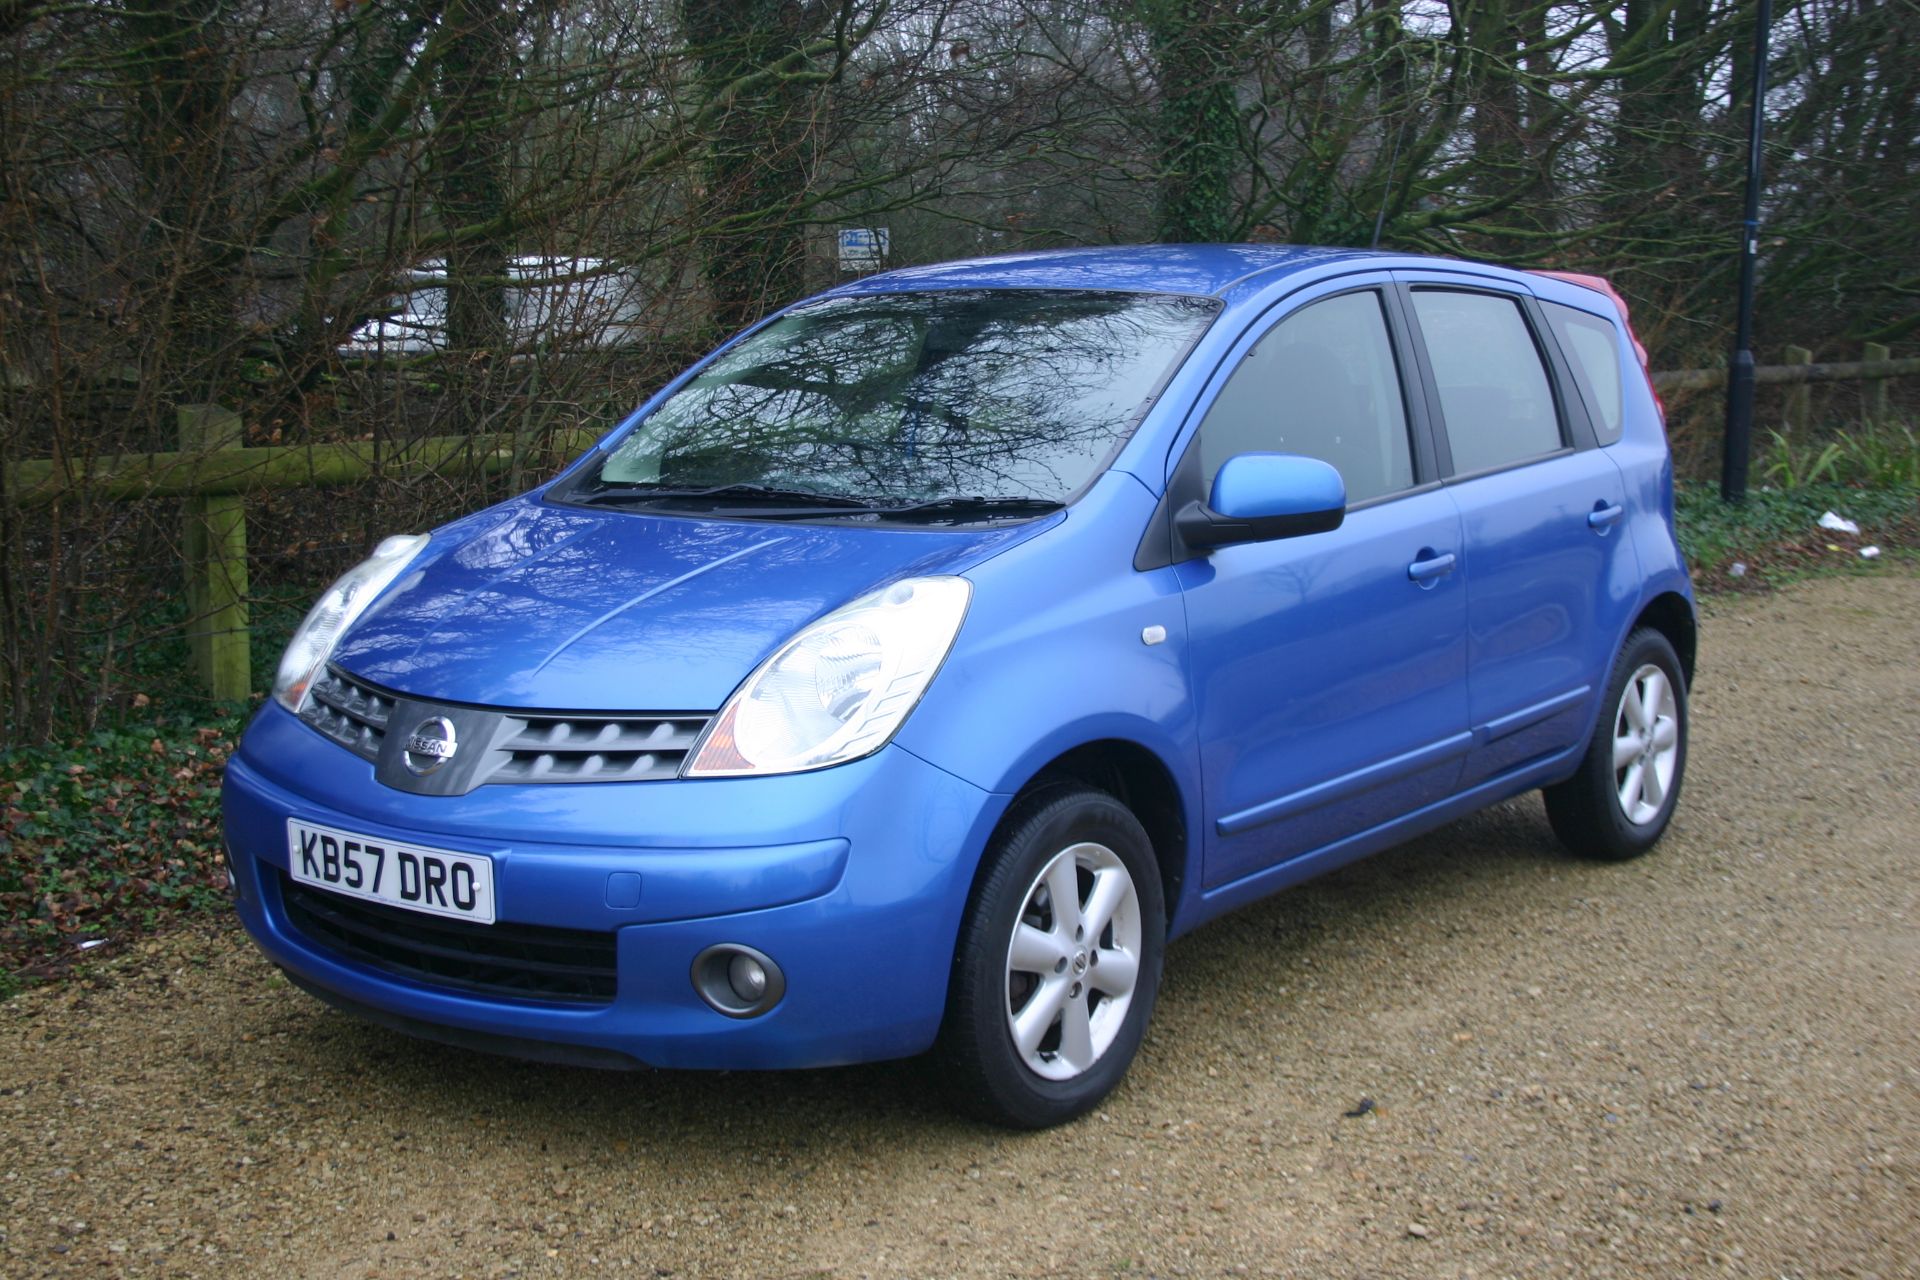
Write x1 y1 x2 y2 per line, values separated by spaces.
1002 841 1143 1081
1611 662 1680 825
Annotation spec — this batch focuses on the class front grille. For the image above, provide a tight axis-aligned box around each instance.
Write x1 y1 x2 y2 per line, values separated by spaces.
303 670 394 762
297 667 712 794
280 874 617 1004
493 714 708 783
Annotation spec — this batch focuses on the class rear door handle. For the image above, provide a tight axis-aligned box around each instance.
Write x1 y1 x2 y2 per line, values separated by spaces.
1407 551 1457 583
1588 503 1624 529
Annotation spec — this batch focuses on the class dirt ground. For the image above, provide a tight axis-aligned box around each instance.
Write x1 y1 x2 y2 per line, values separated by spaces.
3 572 1916 1280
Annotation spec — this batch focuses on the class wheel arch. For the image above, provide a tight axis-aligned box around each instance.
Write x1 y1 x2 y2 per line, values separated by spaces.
1632 590 1697 686
1000 739 1190 930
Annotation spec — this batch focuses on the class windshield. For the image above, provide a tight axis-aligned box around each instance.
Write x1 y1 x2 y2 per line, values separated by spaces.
561 289 1218 519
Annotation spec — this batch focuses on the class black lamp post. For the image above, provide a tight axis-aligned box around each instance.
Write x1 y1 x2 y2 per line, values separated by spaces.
1721 0 1774 503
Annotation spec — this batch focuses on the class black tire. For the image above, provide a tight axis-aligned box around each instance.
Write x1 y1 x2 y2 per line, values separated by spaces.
938 786 1166 1129
1544 628 1689 860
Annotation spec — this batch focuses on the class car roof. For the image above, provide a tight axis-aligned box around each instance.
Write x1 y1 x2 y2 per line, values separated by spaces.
829 244 1397 299
817 244 1633 325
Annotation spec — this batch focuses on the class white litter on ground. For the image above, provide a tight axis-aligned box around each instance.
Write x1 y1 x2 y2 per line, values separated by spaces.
1818 511 1861 535
1860 546 1882 560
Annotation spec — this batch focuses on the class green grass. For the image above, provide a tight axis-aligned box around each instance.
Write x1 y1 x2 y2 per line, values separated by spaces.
0 713 241 996
0 582 307 996
1762 420 1920 491
1675 480 1918 582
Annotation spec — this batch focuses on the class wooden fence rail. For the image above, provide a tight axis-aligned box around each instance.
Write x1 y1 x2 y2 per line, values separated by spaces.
1650 346 1913 431
2 350 1913 702
8 423 600 508
1648 354 1920 394
6 411 599 701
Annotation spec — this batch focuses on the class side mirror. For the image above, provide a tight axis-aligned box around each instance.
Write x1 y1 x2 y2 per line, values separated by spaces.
1175 452 1346 551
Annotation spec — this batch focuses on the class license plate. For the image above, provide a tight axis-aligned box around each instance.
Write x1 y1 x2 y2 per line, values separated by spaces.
286 818 496 924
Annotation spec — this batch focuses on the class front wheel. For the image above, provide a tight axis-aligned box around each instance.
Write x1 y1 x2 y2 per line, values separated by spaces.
938 787 1165 1129
1544 628 1689 860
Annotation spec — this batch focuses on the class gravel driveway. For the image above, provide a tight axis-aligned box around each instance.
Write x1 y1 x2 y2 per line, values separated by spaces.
4 573 1916 1280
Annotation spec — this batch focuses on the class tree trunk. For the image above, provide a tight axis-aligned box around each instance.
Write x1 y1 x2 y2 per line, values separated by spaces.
123 0 239 410
434 0 514 361
682 0 828 335
1142 0 1243 243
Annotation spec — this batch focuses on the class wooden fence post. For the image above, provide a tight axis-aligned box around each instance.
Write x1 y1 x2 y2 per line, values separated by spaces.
179 405 251 701
1863 342 1891 423
1783 345 1813 432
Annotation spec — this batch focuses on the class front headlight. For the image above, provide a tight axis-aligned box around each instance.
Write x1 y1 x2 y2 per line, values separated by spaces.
683 575 971 778
272 533 431 713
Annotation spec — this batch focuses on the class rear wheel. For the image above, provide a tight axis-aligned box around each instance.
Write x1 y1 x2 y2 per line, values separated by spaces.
1544 628 1688 860
939 787 1165 1129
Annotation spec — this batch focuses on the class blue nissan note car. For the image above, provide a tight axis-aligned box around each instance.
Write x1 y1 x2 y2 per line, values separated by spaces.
224 246 1695 1128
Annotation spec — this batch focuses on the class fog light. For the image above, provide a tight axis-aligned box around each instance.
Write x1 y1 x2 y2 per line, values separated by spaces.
728 953 768 1002
691 944 785 1018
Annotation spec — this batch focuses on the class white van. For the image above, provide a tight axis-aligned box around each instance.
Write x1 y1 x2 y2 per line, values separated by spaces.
339 257 646 357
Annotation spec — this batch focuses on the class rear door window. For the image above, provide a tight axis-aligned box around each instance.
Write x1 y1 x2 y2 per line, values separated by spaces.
1542 301 1625 445
1409 290 1563 475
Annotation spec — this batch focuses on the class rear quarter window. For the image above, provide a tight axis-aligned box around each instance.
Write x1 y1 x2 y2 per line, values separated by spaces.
1542 301 1625 445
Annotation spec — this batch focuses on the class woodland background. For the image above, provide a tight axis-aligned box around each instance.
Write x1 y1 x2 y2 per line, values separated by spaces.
1 0 1915 742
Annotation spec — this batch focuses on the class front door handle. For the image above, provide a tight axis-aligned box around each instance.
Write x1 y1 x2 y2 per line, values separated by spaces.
1407 551 1457 583
1588 502 1625 530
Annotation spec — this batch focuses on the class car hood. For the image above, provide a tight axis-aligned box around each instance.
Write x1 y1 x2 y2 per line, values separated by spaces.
330 496 1043 711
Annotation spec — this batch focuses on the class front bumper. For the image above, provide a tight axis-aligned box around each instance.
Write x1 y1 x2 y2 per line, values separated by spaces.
223 702 1006 1069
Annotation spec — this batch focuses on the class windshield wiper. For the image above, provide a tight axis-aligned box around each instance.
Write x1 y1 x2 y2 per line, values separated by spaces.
567 483 1063 523
745 495 1067 523
568 482 874 510
876 496 1066 520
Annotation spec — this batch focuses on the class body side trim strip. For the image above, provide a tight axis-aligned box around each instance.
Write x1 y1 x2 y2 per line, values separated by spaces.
1216 731 1474 836
1473 686 1592 746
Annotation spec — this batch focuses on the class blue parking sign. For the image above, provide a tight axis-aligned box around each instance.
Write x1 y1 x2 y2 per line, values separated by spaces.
838 227 889 271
